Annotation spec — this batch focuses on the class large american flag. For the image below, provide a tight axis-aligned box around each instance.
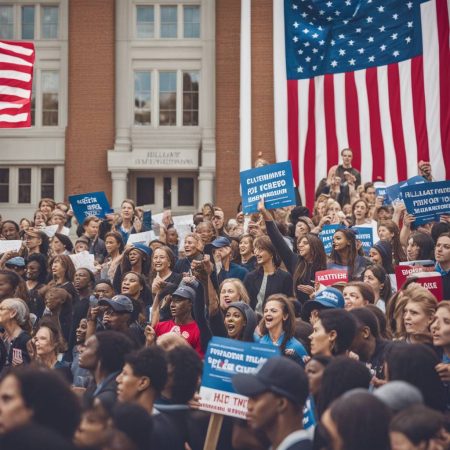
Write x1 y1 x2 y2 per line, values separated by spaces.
274 0 449 208
0 40 35 128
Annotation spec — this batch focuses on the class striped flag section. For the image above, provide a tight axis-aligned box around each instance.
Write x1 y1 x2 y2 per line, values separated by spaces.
274 0 450 209
0 40 35 128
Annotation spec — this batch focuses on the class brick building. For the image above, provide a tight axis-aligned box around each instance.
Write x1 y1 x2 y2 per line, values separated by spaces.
0 0 276 221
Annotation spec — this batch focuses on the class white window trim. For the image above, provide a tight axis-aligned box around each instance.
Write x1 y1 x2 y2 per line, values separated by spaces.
133 1 201 40
133 68 200 128
0 166 59 206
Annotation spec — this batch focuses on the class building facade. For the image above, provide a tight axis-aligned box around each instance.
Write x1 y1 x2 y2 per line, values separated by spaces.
0 0 276 221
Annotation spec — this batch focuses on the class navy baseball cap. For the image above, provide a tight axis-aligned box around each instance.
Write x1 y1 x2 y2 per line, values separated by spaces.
99 294 134 313
301 287 345 321
172 285 196 302
132 242 152 257
211 236 231 248
233 356 309 406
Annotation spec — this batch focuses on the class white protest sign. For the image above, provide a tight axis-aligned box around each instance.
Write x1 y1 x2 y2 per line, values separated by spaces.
127 231 156 246
43 225 70 238
0 240 23 253
69 251 96 272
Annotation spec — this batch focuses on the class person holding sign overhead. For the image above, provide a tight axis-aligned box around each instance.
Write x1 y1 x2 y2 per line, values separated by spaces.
258 197 327 305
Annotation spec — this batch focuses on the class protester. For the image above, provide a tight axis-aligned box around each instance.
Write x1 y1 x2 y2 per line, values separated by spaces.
342 281 375 311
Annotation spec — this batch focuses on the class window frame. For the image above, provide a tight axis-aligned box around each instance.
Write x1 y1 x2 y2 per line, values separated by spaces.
133 68 200 128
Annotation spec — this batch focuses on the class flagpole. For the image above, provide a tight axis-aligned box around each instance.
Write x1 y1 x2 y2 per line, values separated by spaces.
240 0 252 174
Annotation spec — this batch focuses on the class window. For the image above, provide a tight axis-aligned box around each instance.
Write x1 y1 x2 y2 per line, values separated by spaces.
160 5 177 38
41 168 54 199
163 177 172 208
18 168 32 203
183 71 199 126
0 6 14 39
183 5 200 38
159 71 177 126
178 177 194 206
136 5 154 38
42 71 59 126
41 5 58 39
136 177 155 205
134 72 151 125
21 5 35 39
0 169 9 203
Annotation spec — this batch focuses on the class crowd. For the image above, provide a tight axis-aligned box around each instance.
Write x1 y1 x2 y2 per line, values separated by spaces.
0 149 449 450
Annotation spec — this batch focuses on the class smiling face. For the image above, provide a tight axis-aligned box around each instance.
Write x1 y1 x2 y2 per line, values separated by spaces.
403 301 433 336
254 245 272 266
263 300 287 332
152 248 170 273
343 286 367 311
224 307 246 339
1 222 19 240
184 236 199 257
219 281 240 310
239 236 253 257
297 236 311 258
196 222 214 244
121 272 142 298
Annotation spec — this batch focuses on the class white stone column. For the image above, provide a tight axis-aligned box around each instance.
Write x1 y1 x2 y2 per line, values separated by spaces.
114 0 131 152
111 169 129 208
198 0 216 206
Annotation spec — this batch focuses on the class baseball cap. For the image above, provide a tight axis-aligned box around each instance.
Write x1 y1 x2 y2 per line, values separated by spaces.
99 294 134 313
132 242 152 257
233 356 309 406
172 285 196 302
5 256 25 268
211 236 231 248
301 287 345 321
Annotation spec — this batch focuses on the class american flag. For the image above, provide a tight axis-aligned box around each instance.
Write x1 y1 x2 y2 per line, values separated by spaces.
274 0 449 208
0 40 35 128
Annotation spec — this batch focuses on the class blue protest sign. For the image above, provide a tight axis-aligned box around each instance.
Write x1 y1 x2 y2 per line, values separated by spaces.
352 227 373 255
69 191 111 224
374 182 387 204
240 161 296 214
199 337 279 419
401 180 450 226
385 176 426 204
142 210 152 231
319 225 345 255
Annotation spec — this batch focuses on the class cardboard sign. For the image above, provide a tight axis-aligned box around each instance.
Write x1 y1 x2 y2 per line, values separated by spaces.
199 337 279 419
240 161 296 214
352 227 373 255
401 180 450 226
127 231 156 246
407 272 443 301
69 191 111 224
315 269 348 286
318 224 345 255
0 240 22 254
395 264 437 290
385 176 426 205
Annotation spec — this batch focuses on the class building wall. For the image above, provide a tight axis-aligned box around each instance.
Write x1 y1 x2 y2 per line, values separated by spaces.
215 0 241 216
65 0 115 199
